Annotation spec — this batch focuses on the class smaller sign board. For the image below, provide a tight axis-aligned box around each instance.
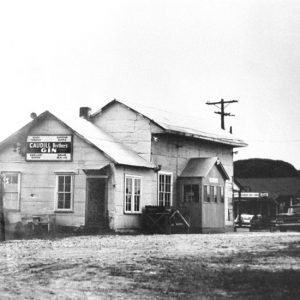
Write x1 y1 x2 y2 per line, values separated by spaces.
209 177 219 184
233 192 269 198
26 135 72 161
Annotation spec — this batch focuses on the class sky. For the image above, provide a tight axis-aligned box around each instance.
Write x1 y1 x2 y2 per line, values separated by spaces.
0 0 299 168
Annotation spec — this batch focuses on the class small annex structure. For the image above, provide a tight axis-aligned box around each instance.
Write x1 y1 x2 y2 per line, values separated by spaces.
178 157 229 233
0 99 247 237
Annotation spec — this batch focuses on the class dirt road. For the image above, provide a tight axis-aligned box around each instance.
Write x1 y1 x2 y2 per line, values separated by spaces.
0 232 299 299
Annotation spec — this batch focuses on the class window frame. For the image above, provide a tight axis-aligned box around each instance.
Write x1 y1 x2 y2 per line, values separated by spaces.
124 174 142 214
213 186 218 203
54 173 74 212
183 184 200 203
210 186 215 203
1 172 21 211
217 186 225 203
158 171 173 207
204 185 211 203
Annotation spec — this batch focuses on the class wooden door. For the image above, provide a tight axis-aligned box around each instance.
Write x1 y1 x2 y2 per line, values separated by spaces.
86 177 107 228
178 178 202 230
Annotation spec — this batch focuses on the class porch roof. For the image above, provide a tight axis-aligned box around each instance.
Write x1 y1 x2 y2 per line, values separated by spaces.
179 157 229 180
81 163 110 170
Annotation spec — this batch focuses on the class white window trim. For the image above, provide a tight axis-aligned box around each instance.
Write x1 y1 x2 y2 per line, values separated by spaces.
2 172 21 211
157 171 173 207
54 173 74 212
124 174 142 214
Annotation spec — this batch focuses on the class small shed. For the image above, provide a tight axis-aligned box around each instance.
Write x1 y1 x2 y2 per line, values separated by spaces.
177 157 229 233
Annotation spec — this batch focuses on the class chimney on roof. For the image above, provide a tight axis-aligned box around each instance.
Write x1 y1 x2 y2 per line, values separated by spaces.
79 107 91 120
30 112 37 119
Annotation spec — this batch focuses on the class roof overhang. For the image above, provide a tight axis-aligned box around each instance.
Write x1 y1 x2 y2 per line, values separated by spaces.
179 157 230 180
155 130 247 147
81 163 110 171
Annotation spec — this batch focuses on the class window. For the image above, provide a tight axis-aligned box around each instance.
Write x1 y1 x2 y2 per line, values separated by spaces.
217 186 224 203
221 186 224 203
183 184 200 202
213 186 218 203
204 185 210 202
56 174 73 211
2 172 21 210
210 186 215 203
158 172 172 207
125 175 141 213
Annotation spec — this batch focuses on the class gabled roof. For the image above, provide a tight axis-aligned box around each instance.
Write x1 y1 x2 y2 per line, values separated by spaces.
0 111 155 169
236 177 300 198
180 157 229 180
92 99 247 147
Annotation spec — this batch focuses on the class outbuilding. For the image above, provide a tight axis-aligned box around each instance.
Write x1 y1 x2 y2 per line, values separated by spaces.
178 157 229 233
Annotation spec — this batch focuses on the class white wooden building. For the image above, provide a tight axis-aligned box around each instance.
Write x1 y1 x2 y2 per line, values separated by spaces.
0 99 246 234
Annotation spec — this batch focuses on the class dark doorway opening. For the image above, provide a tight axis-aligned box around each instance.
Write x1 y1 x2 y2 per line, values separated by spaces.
86 177 107 229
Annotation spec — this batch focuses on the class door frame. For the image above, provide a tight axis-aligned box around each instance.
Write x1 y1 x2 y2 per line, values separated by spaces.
85 175 108 227
177 177 203 230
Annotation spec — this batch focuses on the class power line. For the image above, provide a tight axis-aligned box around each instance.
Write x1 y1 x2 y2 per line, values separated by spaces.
206 99 238 130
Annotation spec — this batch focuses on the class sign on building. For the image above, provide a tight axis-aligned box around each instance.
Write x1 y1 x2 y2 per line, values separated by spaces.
26 135 72 161
233 192 269 198
209 177 219 184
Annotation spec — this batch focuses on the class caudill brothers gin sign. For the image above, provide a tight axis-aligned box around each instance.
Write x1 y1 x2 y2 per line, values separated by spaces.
26 135 72 161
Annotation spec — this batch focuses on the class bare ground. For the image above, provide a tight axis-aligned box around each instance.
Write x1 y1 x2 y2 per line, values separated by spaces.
0 232 299 299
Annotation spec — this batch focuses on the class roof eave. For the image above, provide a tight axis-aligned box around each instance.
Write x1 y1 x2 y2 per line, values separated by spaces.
216 161 230 180
115 162 156 169
163 129 248 147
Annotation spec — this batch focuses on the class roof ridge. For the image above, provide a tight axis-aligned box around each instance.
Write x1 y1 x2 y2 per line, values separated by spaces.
91 98 247 148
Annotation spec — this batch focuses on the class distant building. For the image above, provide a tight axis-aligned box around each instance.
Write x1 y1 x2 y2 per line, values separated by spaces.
234 177 300 218
0 99 246 235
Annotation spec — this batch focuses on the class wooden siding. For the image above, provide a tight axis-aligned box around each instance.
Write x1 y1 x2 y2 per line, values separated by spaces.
151 134 234 227
0 116 112 227
202 165 226 232
177 177 203 229
92 102 163 162
178 165 226 232
111 165 157 231
94 104 235 229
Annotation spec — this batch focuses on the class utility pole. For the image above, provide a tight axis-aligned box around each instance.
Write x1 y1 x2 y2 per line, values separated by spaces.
206 99 238 130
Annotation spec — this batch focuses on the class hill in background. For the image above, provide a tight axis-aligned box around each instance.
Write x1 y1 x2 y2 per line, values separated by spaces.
234 158 300 178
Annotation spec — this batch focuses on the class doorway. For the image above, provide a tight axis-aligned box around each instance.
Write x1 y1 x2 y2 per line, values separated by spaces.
178 178 202 229
86 177 107 228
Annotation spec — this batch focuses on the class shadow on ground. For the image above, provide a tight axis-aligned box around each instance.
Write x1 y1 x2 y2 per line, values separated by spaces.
105 241 300 299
